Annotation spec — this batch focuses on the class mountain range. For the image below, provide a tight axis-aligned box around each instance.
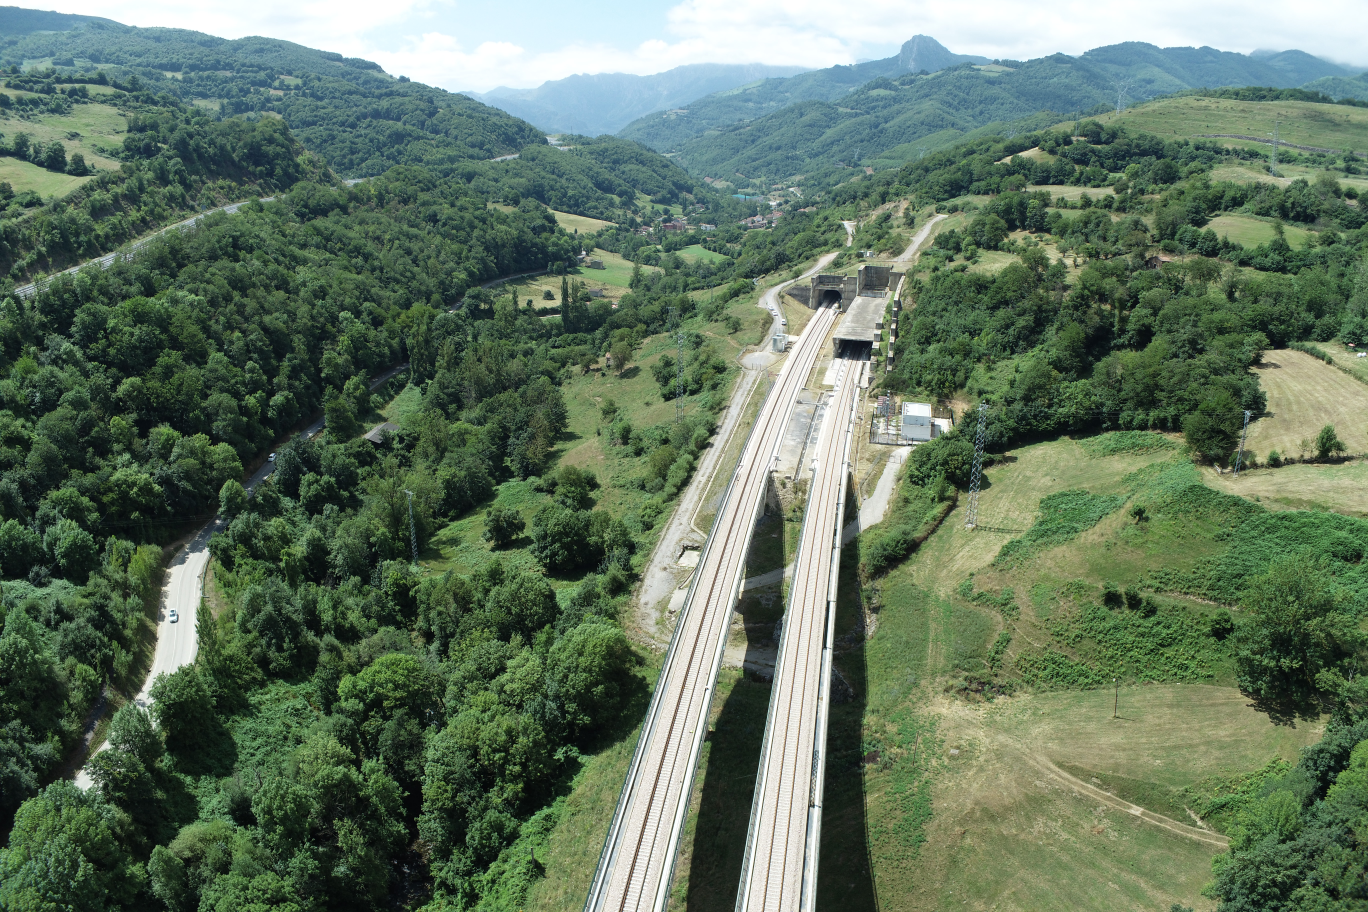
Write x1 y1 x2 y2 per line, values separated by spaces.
621 38 1365 187
463 63 810 136
618 35 988 151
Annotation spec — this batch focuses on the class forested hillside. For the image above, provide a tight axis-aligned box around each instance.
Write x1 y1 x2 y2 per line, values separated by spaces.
0 95 321 280
624 41 1361 189
0 25 720 229
0 24 544 177
618 35 979 153
0 100 848 903
669 53 1363 188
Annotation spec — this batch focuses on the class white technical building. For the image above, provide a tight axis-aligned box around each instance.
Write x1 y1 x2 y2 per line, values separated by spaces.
901 401 952 443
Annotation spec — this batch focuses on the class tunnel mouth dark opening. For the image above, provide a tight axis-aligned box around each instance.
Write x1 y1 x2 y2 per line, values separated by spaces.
835 340 873 361
819 289 843 307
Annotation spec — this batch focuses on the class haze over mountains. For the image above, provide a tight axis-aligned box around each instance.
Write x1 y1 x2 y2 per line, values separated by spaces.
0 5 1362 196
615 36 1366 187
463 63 809 137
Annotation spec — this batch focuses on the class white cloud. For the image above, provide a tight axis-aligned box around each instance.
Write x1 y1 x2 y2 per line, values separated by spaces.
358 0 1368 91
33 0 1368 92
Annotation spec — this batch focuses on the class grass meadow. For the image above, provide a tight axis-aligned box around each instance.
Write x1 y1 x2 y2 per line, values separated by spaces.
1244 348 1368 460
1205 213 1314 248
1066 95 1368 154
0 97 127 174
551 209 614 233
677 243 728 265
817 436 1325 911
0 155 93 196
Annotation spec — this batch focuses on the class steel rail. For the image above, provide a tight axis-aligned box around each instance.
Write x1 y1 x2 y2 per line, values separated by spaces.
736 355 860 912
586 303 839 912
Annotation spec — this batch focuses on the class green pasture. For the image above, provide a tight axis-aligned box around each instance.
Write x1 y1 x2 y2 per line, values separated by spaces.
677 243 728 264
552 209 614 233
1074 95 1368 155
1206 213 1314 248
0 99 127 170
0 155 93 196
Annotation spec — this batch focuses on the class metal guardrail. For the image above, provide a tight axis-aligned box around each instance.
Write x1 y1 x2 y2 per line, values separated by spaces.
582 370 778 912
802 364 861 911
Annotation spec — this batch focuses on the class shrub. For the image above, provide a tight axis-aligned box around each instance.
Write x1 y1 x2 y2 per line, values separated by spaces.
483 504 525 548
1314 424 1346 461
904 433 974 487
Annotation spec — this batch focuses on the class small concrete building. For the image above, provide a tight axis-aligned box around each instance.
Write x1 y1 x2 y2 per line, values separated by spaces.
901 402 935 442
902 414 934 441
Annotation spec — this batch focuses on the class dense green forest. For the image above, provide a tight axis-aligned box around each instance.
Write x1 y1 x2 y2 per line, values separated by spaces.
0 21 714 223
0 101 318 279
830 124 1368 466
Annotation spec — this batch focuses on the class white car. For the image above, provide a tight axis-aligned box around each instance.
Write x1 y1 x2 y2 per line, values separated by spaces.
268 452 277 462
781 319 788 327
168 609 179 623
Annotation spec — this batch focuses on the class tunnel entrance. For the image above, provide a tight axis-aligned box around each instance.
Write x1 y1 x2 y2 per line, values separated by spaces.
819 289 843 308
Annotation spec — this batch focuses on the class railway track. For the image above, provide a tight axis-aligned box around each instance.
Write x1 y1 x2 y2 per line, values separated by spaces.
736 355 861 912
586 302 840 912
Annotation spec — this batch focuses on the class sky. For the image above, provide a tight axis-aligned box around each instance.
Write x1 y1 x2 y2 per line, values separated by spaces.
36 0 1368 92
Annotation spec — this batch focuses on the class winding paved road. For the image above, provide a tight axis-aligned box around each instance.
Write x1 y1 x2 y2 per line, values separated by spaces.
15 197 275 300
74 362 408 787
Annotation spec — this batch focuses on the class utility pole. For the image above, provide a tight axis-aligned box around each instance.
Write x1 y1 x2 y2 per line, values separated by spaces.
1267 120 1281 176
965 403 988 529
403 489 418 567
1233 410 1251 477
1113 678 1119 718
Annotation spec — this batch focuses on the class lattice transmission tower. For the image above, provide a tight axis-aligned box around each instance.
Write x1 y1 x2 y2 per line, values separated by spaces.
1233 410 1252 477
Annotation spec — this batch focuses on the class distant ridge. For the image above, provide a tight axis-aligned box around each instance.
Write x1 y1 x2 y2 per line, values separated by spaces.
618 35 987 152
620 36 1364 187
0 5 116 37
464 62 810 136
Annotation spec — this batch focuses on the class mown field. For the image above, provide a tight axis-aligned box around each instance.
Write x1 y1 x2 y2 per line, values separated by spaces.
678 243 728 265
493 248 662 308
551 209 614 233
1244 348 1368 460
0 96 126 174
0 155 92 196
1069 95 1368 154
818 435 1325 912
1205 213 1314 248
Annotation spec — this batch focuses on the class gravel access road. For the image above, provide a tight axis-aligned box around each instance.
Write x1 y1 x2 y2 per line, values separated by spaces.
632 251 838 644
